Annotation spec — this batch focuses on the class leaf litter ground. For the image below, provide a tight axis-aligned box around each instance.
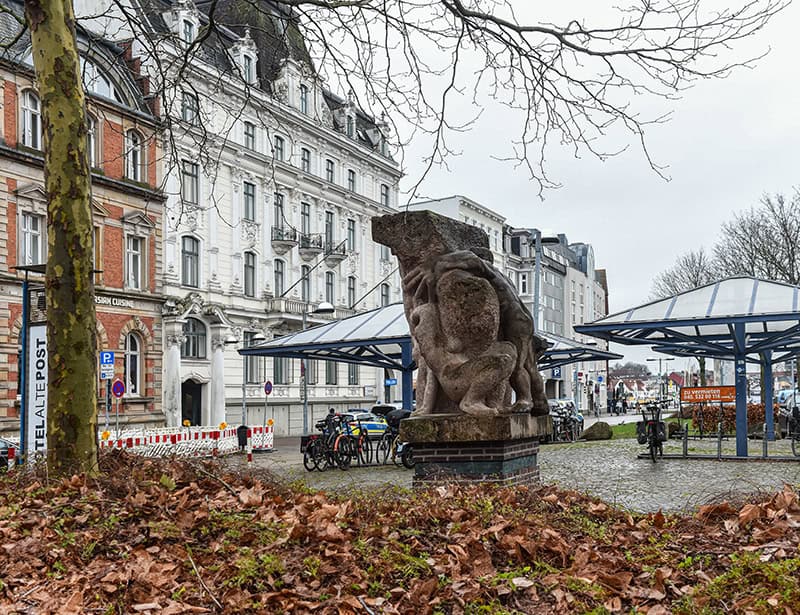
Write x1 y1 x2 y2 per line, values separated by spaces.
0 450 798 614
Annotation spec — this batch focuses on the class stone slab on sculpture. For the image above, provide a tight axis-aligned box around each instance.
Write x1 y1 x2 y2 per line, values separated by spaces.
372 210 549 418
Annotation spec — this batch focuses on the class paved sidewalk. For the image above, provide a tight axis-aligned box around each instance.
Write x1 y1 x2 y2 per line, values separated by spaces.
223 435 800 513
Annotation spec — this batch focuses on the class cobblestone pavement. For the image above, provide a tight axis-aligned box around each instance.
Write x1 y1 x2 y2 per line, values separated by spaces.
223 436 800 513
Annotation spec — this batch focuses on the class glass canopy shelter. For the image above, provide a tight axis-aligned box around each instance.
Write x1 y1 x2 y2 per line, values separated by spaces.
575 276 800 456
239 302 622 411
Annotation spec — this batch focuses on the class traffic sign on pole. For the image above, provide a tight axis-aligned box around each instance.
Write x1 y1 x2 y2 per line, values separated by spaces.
111 378 125 398
100 351 115 380
264 380 273 396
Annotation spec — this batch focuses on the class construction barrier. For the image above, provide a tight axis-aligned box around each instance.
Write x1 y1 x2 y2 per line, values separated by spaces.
98 424 274 459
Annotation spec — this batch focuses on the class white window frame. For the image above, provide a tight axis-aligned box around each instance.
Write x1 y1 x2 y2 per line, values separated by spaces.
380 283 390 306
244 251 256 297
182 19 195 44
181 235 200 288
87 114 98 168
273 135 285 161
325 158 335 183
181 317 207 359
243 121 256 150
125 234 146 290
274 259 285 296
21 90 41 150
243 181 256 221
20 211 46 265
300 147 311 172
124 333 142 396
380 183 390 207
325 271 335 303
181 160 199 205
243 54 255 84
347 169 356 192
181 91 199 124
124 130 144 182
299 84 309 114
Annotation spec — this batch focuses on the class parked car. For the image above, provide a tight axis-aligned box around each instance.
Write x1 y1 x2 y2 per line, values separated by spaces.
341 411 388 440
0 437 13 472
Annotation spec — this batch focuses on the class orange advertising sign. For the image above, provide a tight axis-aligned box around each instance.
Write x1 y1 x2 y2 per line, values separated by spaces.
680 386 736 403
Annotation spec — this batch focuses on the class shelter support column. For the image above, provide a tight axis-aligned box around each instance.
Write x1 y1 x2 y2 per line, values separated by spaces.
209 327 227 427
401 342 414 411
761 351 775 440
734 323 748 456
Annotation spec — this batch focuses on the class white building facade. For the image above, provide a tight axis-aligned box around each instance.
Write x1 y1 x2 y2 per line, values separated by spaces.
79 0 403 434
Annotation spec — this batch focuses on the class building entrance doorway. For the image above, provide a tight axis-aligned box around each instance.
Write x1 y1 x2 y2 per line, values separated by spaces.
182 380 202 426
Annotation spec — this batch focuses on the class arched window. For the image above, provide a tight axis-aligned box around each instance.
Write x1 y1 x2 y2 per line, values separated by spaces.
380 283 390 306
325 271 335 304
21 91 41 150
86 114 98 168
181 236 200 287
181 318 206 359
124 130 143 181
124 333 141 395
274 259 285 296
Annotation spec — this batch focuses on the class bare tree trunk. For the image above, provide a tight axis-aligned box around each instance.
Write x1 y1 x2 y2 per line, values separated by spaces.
24 0 98 474
698 357 707 386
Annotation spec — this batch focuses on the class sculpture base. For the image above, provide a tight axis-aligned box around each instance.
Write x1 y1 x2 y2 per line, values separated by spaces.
400 413 552 488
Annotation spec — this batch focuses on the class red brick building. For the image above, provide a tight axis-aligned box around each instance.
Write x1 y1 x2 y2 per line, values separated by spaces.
0 8 165 431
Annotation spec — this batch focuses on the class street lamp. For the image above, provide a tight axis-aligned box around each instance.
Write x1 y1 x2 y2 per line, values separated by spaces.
647 356 675 400
302 301 335 434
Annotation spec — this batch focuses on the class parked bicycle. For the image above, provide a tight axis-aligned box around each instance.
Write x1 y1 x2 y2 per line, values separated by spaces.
789 406 800 457
637 401 666 462
374 407 414 468
548 400 583 443
303 412 353 471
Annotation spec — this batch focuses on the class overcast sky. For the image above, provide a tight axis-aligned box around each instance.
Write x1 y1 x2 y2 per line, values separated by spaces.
397 0 800 372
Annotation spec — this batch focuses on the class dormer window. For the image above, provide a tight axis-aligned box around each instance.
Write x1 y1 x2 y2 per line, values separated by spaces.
346 115 354 138
242 54 255 84
300 84 309 114
182 19 195 44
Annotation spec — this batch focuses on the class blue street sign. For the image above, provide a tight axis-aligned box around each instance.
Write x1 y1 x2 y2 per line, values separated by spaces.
100 351 114 365
597 375 604 383
99 351 115 380
264 381 273 395
384 378 397 386
551 366 561 379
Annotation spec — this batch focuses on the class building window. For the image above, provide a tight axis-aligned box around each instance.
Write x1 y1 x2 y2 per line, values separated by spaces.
348 363 359 385
20 212 45 265
274 357 290 385
520 274 528 295
300 147 311 172
244 331 263 383
325 360 337 385
305 359 317 384
243 54 254 83
347 169 356 192
273 135 285 161
347 276 356 307
181 318 206 359
181 91 198 124
126 235 144 290
274 259 285 296
182 19 195 43
21 90 41 150
181 160 199 205
301 202 311 235
324 211 334 247
244 251 256 297
325 271 335 304
301 265 310 302
243 181 256 221
380 183 390 207
346 115 354 138
325 158 334 183
380 283 390 306
181 236 200 287
380 244 390 261
346 218 356 251
87 114 97 168
273 192 285 228
244 121 255 150
299 84 309 114
124 333 141 396
124 130 143 181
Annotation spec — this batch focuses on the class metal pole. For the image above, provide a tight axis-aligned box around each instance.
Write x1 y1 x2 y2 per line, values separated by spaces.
19 274 29 462
302 308 308 435
115 397 120 435
242 352 247 426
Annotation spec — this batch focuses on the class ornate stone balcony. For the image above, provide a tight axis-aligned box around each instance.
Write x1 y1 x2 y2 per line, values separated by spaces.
271 226 298 254
323 240 347 267
298 233 324 261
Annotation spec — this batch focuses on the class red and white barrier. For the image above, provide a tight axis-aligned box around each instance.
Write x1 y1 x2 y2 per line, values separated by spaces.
99 424 274 459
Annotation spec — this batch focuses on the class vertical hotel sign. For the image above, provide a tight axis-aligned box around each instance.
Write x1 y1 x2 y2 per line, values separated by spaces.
26 324 48 460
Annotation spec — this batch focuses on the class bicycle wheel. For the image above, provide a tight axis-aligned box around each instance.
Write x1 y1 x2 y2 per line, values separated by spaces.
334 435 353 470
649 439 658 463
792 436 799 457
376 433 392 464
392 436 404 466
401 444 415 469
358 435 373 465
303 439 319 472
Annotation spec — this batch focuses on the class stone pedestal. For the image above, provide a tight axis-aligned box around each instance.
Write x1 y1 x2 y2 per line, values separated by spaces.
400 413 552 488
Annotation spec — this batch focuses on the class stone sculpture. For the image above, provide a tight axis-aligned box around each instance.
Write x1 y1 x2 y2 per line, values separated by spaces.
372 211 549 417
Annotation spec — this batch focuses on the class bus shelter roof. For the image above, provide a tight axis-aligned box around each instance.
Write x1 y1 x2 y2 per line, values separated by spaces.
239 303 621 370
574 276 800 363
